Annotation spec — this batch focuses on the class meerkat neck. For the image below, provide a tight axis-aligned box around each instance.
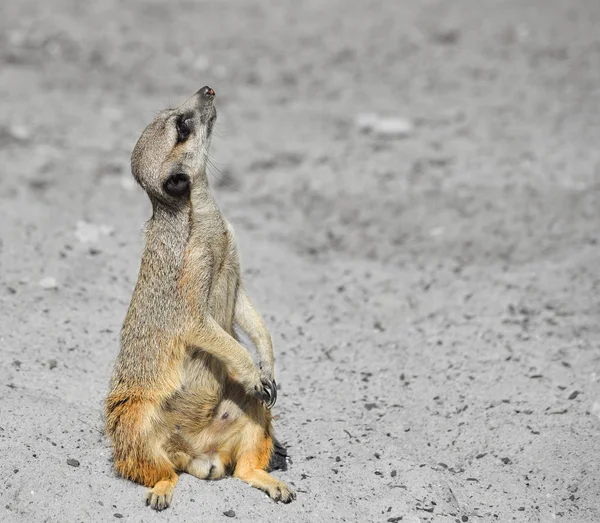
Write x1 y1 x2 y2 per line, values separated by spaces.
146 203 191 258
151 202 191 227
191 173 220 216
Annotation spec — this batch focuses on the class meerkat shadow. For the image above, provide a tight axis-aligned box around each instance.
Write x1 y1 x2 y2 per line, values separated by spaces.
268 437 289 472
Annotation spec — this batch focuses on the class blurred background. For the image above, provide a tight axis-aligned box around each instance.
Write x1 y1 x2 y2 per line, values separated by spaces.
1 0 599 521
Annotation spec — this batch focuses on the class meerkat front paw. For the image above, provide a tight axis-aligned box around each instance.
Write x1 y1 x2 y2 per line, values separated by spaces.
257 366 277 409
258 365 277 409
239 371 277 409
258 377 277 409
252 377 277 409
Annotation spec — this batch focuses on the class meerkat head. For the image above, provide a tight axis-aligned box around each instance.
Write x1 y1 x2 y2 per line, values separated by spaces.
131 86 217 207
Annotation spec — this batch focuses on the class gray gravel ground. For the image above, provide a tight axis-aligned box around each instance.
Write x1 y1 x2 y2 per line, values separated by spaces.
1 0 600 522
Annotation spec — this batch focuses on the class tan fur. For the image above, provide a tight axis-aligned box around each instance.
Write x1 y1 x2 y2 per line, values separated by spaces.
105 87 294 510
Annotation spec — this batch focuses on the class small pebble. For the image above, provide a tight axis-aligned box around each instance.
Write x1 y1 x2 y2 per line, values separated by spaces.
67 458 80 467
501 457 511 465
39 277 59 290
355 112 379 132
374 321 385 332
568 391 579 400
372 117 413 138
75 221 114 244
223 510 236 518
49 359 57 370
8 125 31 140
355 113 413 138
432 28 460 45
113 514 123 519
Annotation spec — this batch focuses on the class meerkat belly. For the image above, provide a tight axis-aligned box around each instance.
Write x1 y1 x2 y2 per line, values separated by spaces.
162 350 226 431
161 349 253 463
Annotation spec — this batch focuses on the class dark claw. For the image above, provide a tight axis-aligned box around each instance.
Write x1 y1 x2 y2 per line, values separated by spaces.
266 379 277 409
257 378 277 409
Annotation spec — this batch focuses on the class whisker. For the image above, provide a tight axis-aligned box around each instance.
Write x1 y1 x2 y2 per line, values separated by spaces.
205 156 238 191
212 121 228 140
212 128 226 140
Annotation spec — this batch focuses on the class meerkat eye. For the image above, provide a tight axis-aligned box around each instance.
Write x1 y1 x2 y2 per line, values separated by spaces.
163 172 191 198
176 117 192 142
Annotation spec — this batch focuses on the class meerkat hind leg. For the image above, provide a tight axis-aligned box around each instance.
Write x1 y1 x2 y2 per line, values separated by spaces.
235 462 295 503
233 432 295 503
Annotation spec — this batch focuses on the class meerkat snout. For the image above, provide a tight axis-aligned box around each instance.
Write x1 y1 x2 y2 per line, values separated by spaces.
131 86 217 205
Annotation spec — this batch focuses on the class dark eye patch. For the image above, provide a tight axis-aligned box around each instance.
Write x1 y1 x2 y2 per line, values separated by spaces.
163 172 191 198
176 113 194 142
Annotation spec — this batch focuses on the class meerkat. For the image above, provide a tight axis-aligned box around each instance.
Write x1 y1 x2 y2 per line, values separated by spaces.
105 86 294 510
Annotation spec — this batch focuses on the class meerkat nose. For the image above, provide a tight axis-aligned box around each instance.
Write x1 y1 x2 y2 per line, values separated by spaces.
198 86 215 98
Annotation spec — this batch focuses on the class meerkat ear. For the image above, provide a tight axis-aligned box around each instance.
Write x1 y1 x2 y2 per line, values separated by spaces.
163 172 191 198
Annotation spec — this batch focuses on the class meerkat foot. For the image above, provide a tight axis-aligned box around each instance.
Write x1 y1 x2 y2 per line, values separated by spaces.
146 474 178 511
235 468 295 503
262 476 295 503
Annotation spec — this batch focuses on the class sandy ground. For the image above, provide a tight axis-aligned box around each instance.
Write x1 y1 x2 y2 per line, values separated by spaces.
1 0 600 521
